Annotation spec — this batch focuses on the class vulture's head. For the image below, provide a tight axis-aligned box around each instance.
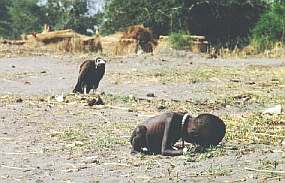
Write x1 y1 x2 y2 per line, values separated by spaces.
95 57 106 69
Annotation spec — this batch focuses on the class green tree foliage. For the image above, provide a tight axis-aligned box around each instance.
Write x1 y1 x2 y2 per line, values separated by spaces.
102 0 183 36
41 0 70 30
0 0 12 38
0 0 101 38
8 0 44 38
42 0 99 35
251 2 285 50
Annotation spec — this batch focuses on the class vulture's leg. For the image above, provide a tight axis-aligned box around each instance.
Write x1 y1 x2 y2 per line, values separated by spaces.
92 88 97 94
86 86 92 94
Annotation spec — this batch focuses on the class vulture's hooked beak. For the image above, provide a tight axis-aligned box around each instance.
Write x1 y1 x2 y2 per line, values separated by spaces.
96 58 106 65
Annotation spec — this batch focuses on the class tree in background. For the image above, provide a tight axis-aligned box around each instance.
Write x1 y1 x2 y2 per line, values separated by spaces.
40 0 70 30
0 0 12 38
102 0 183 37
8 0 45 38
65 0 100 35
251 1 285 50
42 0 99 35
0 0 101 38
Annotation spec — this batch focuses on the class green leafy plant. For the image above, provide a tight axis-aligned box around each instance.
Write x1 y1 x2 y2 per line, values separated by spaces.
169 32 191 50
250 2 285 51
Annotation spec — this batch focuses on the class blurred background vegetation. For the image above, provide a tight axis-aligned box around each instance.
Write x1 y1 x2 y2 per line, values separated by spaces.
0 0 284 50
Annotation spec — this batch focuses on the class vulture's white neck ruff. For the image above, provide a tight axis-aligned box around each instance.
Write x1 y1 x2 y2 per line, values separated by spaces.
96 58 106 65
182 113 190 127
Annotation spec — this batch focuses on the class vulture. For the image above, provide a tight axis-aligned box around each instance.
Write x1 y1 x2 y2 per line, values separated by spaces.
73 57 106 94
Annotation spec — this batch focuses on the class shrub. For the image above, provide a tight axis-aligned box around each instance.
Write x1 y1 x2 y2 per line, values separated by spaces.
250 2 285 51
169 32 191 50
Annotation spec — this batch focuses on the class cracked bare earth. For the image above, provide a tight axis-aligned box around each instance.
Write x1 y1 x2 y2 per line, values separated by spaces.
0 50 284 183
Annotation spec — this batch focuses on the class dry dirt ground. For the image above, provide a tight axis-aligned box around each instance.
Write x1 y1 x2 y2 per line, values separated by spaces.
0 50 284 183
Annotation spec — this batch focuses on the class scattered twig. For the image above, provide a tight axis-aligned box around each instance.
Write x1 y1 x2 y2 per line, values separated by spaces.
103 162 131 167
253 133 285 138
143 177 153 183
261 176 284 182
0 151 43 155
154 160 162 167
105 105 130 111
223 178 247 182
0 165 36 171
245 167 285 174
0 175 22 182
0 137 13 140
137 112 159 118
134 175 152 179
121 135 131 138
91 104 130 111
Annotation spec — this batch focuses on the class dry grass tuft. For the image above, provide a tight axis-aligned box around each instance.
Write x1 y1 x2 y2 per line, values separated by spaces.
225 113 285 145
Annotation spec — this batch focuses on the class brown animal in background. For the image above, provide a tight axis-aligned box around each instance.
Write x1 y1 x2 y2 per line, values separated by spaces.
130 112 226 156
122 25 156 53
140 42 154 53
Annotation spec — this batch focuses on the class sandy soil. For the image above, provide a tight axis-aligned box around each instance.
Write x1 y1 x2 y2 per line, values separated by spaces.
0 52 284 183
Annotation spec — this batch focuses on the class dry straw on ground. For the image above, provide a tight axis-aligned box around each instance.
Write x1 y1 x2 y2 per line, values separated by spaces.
24 29 103 53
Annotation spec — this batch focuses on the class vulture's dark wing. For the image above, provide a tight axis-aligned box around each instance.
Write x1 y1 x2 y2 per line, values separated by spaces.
73 60 96 93
79 60 91 73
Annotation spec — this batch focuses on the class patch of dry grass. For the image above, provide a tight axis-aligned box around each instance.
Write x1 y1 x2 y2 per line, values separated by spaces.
91 122 135 150
50 121 136 153
108 67 229 84
50 124 94 152
186 146 227 162
0 72 35 79
224 113 285 145
108 65 285 87
215 42 285 59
